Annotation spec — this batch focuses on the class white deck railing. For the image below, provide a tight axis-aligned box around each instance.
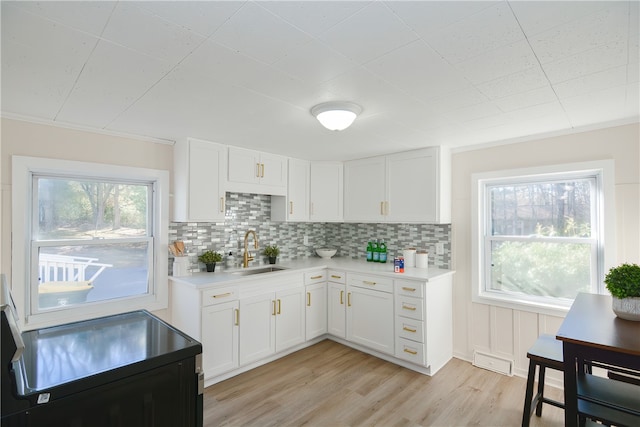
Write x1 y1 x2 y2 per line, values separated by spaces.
39 254 112 284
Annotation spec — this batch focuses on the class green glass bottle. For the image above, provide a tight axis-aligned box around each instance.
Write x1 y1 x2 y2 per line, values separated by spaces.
379 240 387 263
372 239 380 262
366 241 373 262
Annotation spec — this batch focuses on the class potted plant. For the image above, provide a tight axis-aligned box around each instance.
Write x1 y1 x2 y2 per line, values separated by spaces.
198 250 222 272
604 263 640 321
263 245 280 264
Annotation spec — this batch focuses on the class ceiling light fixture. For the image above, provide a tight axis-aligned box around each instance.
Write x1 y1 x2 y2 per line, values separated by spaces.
311 102 362 131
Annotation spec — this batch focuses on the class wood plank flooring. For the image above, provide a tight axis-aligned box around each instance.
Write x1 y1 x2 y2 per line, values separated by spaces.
203 340 564 426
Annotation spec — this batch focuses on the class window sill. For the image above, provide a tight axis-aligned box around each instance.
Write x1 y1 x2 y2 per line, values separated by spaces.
472 291 573 318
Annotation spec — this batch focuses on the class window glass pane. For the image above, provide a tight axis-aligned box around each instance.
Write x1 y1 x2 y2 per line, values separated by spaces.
37 243 150 311
37 177 149 240
489 240 592 299
489 179 592 237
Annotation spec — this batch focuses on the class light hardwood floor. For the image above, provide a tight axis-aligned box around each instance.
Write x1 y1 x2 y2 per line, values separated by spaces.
203 340 564 426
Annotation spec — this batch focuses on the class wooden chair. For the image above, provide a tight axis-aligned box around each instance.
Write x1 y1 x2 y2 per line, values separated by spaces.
522 334 565 427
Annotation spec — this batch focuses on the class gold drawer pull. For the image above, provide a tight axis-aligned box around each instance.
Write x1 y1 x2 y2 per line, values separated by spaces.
310 275 323 280
402 304 417 311
212 292 232 299
403 326 417 333
340 290 344 305
402 287 416 292
404 348 418 355
363 280 376 286
331 275 342 279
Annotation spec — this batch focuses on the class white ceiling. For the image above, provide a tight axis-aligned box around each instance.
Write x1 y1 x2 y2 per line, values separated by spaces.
1 1 638 161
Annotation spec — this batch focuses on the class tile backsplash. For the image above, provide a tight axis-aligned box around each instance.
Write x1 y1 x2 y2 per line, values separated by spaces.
169 193 451 274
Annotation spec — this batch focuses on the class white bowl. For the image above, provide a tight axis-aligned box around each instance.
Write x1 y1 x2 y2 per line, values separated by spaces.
316 248 337 259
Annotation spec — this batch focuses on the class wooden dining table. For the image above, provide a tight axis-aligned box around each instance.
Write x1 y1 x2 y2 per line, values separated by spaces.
556 293 640 426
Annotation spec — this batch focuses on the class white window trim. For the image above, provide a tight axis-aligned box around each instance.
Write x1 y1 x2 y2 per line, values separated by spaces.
12 155 169 330
471 160 616 317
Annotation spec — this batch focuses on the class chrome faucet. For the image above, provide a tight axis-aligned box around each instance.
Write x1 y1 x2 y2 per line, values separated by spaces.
243 230 258 268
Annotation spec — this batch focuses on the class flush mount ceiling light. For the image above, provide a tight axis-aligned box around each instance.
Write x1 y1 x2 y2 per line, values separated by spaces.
311 102 362 131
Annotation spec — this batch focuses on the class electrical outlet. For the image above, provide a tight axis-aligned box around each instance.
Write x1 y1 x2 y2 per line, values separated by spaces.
435 242 445 255
303 235 309 245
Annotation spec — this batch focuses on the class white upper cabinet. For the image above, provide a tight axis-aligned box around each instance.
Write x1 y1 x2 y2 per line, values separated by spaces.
272 158 309 222
309 162 343 222
227 147 287 196
173 138 227 222
344 147 451 224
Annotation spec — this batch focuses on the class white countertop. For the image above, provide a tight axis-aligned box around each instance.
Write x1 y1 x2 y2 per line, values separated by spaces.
170 257 455 288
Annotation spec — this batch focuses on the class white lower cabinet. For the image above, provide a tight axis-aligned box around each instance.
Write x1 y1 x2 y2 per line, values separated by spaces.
305 271 328 340
327 282 346 338
346 274 394 355
239 287 305 366
202 300 239 377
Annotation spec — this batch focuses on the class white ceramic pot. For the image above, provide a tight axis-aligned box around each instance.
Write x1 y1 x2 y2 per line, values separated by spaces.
611 296 640 321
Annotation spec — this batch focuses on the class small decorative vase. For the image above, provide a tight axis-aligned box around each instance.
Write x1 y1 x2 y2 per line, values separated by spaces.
206 263 216 272
612 296 640 321
268 257 277 265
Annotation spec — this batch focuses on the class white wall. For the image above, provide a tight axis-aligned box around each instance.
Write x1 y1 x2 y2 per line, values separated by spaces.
0 117 174 320
451 123 640 382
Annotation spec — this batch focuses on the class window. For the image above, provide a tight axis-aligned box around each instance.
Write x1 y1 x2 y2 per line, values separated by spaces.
12 156 169 329
472 160 615 314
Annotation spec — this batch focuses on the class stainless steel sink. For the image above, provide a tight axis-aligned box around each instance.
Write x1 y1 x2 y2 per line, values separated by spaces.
230 266 288 276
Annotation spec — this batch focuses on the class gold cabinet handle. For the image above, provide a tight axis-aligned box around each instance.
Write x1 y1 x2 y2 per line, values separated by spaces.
363 280 376 286
331 275 342 279
290 201 293 215
340 290 344 305
272 300 277 316
256 163 261 178
403 326 417 333
347 292 351 307
235 308 239 326
212 292 232 299
307 292 311 307
310 202 314 215
402 304 417 311
311 275 323 280
219 197 225 212
402 287 416 292
404 348 418 355
277 298 281 314
261 163 265 178
380 201 384 215
385 201 389 216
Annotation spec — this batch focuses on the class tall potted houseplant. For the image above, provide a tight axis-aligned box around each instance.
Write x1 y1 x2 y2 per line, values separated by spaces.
604 263 640 321
264 245 280 264
198 250 222 272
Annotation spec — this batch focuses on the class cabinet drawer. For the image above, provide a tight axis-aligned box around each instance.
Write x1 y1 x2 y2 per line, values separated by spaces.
304 270 327 284
396 295 424 320
202 287 238 306
396 337 426 366
395 280 424 298
395 317 424 343
327 270 346 284
348 273 393 293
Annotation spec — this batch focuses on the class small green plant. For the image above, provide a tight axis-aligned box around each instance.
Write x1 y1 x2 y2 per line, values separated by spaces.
198 250 222 265
263 245 280 257
605 263 640 299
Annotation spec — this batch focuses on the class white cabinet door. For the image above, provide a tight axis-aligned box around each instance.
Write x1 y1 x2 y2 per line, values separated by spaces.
387 147 448 223
310 162 343 222
201 300 239 377
272 158 309 222
173 138 226 222
347 285 394 355
260 152 287 188
343 156 386 222
275 287 305 352
239 293 275 365
227 146 260 185
305 282 327 340
327 282 346 338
